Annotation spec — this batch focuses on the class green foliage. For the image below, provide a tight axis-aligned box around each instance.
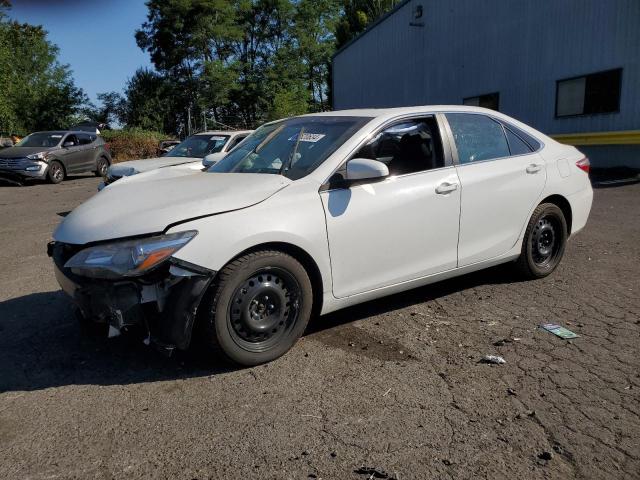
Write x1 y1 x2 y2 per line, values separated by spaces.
335 0 398 49
120 68 181 133
0 6 86 135
80 91 126 126
132 0 344 132
0 0 398 137
101 128 170 162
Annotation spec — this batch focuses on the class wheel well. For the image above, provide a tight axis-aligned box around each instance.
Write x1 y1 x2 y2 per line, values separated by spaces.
232 242 324 317
540 194 572 234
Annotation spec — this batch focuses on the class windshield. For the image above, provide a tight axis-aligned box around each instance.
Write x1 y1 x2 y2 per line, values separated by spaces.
166 134 229 158
208 116 369 180
16 132 64 148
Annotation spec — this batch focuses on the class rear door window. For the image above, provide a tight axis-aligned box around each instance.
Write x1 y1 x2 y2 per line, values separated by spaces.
446 113 510 164
77 133 93 146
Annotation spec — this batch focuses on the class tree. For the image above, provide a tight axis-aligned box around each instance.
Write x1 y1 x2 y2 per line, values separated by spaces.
136 0 240 130
0 3 87 134
292 0 340 111
335 0 399 49
121 68 182 133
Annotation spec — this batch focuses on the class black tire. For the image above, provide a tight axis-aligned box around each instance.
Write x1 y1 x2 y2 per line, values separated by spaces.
516 203 568 279
199 250 313 366
47 160 65 184
95 157 109 177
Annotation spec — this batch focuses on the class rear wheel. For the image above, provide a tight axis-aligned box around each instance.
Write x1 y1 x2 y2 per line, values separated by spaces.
47 160 65 184
516 203 568 279
199 250 313 366
95 157 109 177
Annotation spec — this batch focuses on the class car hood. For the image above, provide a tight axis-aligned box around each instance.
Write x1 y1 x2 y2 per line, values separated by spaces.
0 146 57 158
109 156 201 175
54 169 292 244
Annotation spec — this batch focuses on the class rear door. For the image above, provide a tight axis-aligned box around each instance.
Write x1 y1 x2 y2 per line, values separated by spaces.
444 112 546 266
75 133 98 171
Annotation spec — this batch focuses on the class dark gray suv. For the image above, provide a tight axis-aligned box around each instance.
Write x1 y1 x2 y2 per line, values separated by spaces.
0 131 112 184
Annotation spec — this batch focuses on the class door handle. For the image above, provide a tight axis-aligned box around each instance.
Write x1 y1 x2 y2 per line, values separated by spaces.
435 182 458 194
526 163 542 174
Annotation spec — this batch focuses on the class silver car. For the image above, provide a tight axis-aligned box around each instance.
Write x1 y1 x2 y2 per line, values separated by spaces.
0 131 112 184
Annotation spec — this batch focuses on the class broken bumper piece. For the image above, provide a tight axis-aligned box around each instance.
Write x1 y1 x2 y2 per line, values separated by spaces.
49 241 215 352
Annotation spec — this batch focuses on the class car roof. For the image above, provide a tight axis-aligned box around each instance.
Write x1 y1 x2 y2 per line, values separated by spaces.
297 105 550 142
299 105 504 120
29 130 95 136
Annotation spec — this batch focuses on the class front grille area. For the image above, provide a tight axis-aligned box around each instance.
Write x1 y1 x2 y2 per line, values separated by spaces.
0 157 25 169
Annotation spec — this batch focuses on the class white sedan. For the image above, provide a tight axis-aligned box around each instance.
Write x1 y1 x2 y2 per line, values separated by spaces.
100 130 252 189
50 106 592 365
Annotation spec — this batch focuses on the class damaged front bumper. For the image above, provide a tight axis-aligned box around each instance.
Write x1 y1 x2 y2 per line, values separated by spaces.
48 241 215 352
0 160 48 183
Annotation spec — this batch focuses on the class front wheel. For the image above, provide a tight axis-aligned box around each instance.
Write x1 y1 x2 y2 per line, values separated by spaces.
47 160 65 184
199 250 313 366
95 157 109 177
516 203 568 279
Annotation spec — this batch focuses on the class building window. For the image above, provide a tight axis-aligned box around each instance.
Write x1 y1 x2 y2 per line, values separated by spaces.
556 68 622 117
463 92 499 111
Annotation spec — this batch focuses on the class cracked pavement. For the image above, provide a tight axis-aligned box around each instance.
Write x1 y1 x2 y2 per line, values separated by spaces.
0 177 638 479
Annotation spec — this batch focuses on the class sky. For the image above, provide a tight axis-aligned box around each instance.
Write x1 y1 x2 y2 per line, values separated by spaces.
9 0 153 103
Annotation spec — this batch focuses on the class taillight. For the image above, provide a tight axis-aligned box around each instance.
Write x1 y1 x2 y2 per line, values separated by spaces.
576 157 590 173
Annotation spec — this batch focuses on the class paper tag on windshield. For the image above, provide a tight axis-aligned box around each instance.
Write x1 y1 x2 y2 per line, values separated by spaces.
210 136 226 141
299 133 325 143
51 135 62 138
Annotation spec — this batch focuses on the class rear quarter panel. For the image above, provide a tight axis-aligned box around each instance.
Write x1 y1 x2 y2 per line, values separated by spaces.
538 141 593 235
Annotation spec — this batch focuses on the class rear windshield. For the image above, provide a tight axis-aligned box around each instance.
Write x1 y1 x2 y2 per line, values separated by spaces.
208 116 370 180
16 132 64 148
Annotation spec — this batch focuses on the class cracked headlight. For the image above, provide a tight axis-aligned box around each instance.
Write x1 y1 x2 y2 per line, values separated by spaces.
27 151 49 161
64 230 197 279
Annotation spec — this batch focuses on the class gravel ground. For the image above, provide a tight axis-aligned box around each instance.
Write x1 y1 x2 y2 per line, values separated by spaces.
0 176 638 480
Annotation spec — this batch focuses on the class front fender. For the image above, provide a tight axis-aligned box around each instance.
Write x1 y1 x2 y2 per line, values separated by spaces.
168 181 333 296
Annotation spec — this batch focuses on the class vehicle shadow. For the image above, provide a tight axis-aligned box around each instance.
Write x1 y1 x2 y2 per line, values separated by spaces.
0 264 521 393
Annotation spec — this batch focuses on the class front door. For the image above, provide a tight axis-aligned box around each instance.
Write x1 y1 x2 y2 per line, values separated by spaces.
445 113 547 266
320 117 461 298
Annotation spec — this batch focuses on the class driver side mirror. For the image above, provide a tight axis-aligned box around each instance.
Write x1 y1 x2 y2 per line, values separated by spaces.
63 141 75 148
345 158 389 182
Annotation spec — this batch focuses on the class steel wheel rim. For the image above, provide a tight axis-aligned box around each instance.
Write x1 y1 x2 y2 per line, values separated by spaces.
51 164 63 181
227 267 301 353
531 215 560 267
99 160 107 176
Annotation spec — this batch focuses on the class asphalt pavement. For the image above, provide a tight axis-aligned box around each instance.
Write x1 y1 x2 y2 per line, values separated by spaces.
0 176 638 479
